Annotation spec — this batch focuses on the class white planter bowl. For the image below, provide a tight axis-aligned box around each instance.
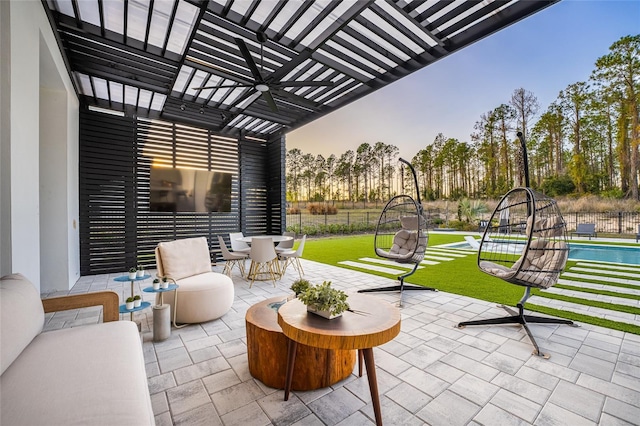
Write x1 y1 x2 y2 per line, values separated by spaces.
152 283 160 290
125 301 135 310
136 270 144 278
128 272 137 280
134 299 142 308
307 305 342 319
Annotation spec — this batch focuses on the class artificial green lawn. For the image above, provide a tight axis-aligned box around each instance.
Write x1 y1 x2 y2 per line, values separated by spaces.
302 234 640 335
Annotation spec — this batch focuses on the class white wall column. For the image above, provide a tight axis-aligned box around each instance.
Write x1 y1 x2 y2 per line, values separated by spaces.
0 0 12 277
6 1 79 292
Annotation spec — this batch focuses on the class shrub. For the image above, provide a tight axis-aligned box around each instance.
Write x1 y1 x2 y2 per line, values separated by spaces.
307 203 338 215
288 207 301 214
447 220 478 231
541 174 575 196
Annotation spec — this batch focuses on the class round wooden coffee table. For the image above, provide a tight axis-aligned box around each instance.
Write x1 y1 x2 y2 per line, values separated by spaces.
245 296 356 390
277 293 401 426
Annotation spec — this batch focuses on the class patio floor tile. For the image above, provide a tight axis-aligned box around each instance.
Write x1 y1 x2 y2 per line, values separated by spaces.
448 373 499 406
416 390 480 425
220 401 271 426
548 380 606 422
535 402 597 425
53 258 640 425
307 386 366 425
166 380 211 416
473 403 530 426
489 388 541 423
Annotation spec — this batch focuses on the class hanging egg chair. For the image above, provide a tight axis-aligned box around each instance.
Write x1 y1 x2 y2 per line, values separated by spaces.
457 132 575 358
358 158 435 306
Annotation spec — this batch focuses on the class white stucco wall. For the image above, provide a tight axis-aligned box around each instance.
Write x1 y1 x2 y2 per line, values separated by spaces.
5 0 79 291
0 1 12 277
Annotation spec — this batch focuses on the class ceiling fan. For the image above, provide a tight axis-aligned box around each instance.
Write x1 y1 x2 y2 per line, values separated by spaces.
192 32 334 112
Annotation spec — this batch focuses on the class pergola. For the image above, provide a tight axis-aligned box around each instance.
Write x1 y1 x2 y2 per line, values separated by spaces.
44 0 558 139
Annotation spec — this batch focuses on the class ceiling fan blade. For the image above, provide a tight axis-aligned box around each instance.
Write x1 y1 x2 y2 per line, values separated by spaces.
234 38 264 83
192 83 254 90
271 87 320 107
262 90 279 112
274 80 335 88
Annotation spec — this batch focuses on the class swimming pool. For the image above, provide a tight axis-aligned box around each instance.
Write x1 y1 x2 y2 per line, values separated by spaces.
446 241 640 265
568 244 639 265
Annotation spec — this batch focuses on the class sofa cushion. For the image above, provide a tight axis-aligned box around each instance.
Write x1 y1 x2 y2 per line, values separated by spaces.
0 321 154 426
158 237 211 280
160 272 234 324
0 273 44 375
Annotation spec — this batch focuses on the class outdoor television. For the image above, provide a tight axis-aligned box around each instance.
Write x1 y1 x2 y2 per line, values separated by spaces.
150 166 232 212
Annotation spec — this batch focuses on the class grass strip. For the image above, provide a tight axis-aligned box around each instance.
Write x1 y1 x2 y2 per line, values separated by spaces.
527 304 640 335
303 234 640 335
554 284 640 301
533 291 640 315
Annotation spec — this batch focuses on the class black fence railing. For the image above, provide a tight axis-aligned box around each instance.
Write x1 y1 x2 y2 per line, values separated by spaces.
286 211 640 236
562 212 640 235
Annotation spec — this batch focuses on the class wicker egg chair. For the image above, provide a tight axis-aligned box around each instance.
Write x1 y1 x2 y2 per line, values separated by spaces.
358 158 435 306
457 133 575 358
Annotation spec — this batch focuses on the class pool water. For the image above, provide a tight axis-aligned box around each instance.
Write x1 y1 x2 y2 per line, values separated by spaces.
568 244 639 265
447 242 640 265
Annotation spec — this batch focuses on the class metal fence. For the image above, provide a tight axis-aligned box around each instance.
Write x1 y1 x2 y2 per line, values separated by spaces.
286 211 640 236
286 211 378 229
561 212 640 235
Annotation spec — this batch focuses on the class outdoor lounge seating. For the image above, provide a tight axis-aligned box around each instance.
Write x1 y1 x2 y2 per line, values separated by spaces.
0 273 154 425
278 234 307 278
229 232 252 254
275 231 296 253
571 223 597 239
155 237 234 324
218 235 248 277
457 185 574 358
247 237 279 287
359 159 435 304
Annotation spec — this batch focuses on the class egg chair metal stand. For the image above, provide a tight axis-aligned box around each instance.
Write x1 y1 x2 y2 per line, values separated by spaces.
358 158 435 306
457 132 576 358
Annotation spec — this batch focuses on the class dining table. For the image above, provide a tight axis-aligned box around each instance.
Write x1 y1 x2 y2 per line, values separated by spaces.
236 235 293 244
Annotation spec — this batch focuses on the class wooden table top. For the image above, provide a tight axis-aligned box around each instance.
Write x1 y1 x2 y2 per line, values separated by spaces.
245 296 292 333
277 293 401 351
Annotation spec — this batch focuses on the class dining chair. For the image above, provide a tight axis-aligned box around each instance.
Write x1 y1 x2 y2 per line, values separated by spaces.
278 234 306 279
217 235 248 277
229 232 251 254
247 237 279 287
275 231 296 253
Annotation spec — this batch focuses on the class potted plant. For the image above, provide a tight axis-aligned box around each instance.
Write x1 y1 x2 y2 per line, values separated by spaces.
152 278 160 290
128 267 137 280
161 277 169 289
297 281 350 319
290 278 311 297
133 295 142 308
136 265 144 278
125 296 135 310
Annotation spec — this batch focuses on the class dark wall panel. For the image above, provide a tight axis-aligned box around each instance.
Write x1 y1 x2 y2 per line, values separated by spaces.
79 108 284 275
79 110 136 275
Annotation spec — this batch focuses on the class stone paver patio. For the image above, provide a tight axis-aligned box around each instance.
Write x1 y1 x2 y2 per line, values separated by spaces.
45 259 640 425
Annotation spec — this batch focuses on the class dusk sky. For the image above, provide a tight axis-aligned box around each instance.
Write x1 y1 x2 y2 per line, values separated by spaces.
286 0 640 161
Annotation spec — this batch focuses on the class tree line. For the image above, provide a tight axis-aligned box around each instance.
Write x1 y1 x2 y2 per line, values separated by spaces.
286 35 640 204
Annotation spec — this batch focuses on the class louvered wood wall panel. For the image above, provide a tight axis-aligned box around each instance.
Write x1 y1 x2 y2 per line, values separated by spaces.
267 135 286 234
79 109 283 275
239 139 268 235
79 110 136 275
135 118 242 267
